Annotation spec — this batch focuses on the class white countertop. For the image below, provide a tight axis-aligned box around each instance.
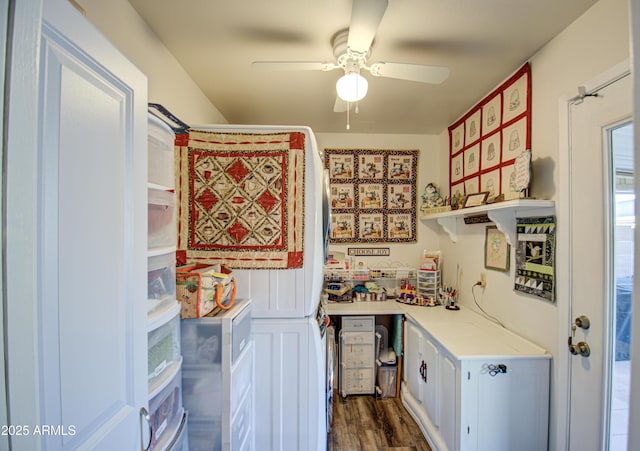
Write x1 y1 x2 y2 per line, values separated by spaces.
326 300 550 359
325 299 405 315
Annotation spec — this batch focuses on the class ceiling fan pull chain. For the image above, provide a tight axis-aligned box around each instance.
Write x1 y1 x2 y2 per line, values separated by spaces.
346 102 351 130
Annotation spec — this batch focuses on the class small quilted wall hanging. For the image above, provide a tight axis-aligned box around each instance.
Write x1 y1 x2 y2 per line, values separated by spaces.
448 63 531 201
324 148 417 243
175 130 305 269
514 216 556 302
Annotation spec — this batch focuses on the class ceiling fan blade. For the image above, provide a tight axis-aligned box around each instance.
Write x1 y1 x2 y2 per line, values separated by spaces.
251 61 338 71
347 0 388 53
369 62 450 84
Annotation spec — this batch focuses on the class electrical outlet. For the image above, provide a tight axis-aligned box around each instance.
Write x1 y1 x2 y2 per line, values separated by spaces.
480 272 487 287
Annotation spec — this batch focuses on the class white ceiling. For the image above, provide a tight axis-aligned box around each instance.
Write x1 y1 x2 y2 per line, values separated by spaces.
129 0 598 134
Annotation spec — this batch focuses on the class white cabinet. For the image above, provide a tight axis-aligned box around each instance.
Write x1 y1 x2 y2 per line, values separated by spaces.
339 316 376 397
252 316 326 451
402 317 456 449
402 309 550 451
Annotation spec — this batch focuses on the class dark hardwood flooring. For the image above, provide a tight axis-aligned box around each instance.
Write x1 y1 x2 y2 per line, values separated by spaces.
327 394 432 451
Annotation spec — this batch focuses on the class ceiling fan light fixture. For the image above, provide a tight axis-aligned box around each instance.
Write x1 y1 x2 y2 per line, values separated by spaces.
336 72 368 102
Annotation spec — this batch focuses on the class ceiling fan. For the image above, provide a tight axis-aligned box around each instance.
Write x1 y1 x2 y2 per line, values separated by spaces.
252 0 450 117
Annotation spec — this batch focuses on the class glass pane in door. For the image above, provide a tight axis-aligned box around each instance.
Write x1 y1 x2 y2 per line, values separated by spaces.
611 122 633 451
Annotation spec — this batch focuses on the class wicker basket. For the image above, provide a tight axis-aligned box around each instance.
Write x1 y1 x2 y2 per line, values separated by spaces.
176 264 236 318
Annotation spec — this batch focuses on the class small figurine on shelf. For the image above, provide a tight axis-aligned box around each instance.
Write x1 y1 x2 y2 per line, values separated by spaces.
421 183 452 215
421 183 444 208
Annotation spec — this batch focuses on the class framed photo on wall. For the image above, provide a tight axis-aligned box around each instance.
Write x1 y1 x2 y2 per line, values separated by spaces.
485 226 510 271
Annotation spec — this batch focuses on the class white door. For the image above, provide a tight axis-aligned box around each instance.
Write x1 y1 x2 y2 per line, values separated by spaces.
566 68 632 450
4 1 148 450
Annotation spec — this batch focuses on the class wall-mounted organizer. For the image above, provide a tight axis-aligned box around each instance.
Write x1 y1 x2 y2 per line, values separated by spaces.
324 266 417 301
146 113 188 450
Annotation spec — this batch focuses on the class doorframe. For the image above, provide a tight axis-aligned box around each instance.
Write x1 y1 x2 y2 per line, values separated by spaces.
557 59 631 451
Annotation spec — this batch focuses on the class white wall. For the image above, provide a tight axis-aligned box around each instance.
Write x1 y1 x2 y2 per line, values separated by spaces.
316 132 442 267
436 0 630 449
77 0 226 125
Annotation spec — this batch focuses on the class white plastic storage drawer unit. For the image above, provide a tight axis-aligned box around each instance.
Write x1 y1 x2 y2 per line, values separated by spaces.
148 188 176 250
149 362 184 451
148 113 176 189
339 316 375 397
181 299 254 451
147 305 182 390
147 250 177 315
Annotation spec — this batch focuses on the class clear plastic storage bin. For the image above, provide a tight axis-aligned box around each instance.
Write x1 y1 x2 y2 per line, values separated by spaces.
147 251 176 314
148 188 176 250
149 365 183 451
148 114 176 189
148 312 181 389
188 418 221 451
376 364 397 398
181 320 222 366
182 367 222 418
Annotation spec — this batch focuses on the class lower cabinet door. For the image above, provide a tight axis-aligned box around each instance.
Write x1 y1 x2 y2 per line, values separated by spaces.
421 334 440 428
439 353 457 451
403 318 424 405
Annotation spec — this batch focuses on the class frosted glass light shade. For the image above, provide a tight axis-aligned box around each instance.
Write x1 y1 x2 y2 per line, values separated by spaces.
336 73 368 102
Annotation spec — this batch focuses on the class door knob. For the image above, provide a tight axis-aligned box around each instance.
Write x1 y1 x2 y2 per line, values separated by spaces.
569 340 591 357
576 341 590 357
574 315 590 329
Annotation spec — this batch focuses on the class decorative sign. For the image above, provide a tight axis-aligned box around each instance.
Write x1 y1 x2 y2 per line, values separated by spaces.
448 63 531 200
347 247 391 257
513 150 532 194
325 148 418 243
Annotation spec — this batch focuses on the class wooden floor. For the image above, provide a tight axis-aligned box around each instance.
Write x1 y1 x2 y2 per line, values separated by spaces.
327 394 432 451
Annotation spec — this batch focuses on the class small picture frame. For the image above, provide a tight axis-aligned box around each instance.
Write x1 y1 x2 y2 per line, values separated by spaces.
485 226 510 271
464 191 489 208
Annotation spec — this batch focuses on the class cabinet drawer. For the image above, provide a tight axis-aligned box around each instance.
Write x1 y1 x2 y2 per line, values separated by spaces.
148 188 176 250
232 303 252 363
342 367 375 394
149 366 183 451
342 343 374 368
188 418 221 451
231 391 252 451
148 114 176 189
342 316 374 332
182 367 222 419
181 320 222 366
231 342 253 410
341 331 373 345
148 251 176 315
148 311 181 389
